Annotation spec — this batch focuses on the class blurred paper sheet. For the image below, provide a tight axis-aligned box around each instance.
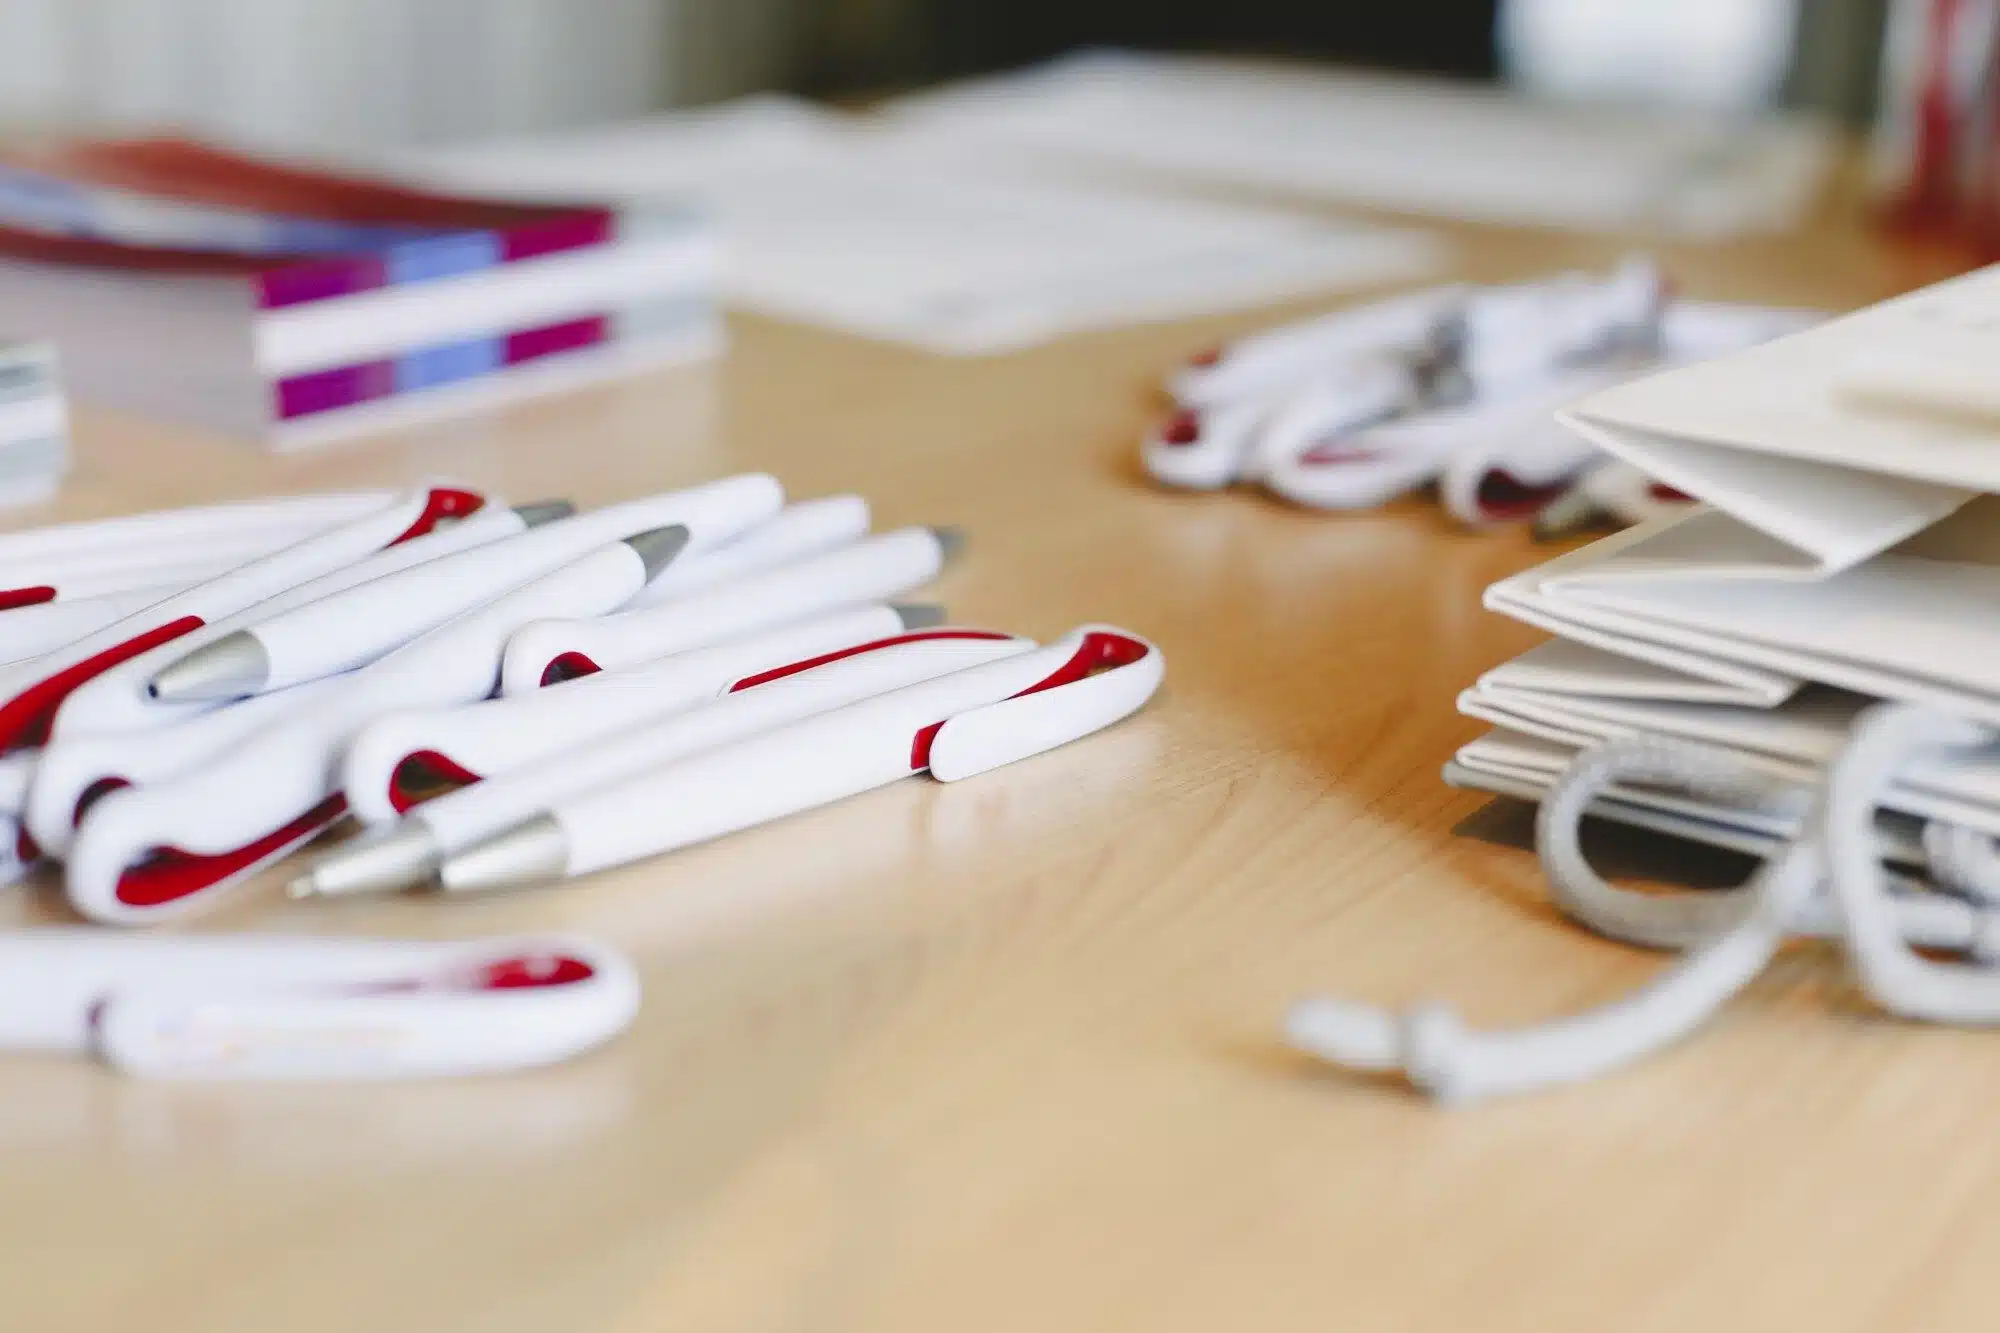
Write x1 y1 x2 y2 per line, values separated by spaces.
884 52 1837 238
410 96 1444 355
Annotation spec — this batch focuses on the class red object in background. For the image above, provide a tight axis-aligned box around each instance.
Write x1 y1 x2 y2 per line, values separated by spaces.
1877 0 2000 261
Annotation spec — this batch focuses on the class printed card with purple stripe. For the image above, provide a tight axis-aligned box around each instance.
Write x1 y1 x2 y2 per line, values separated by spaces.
0 136 625 308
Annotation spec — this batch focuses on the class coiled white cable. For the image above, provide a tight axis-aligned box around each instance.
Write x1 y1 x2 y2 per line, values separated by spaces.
1286 703 2000 1105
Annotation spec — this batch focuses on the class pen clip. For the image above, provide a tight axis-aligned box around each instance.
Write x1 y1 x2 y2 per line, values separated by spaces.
387 486 486 545
918 626 1162 781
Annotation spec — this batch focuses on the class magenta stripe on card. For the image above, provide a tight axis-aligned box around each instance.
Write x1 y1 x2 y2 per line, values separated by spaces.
505 315 607 365
275 359 396 419
256 254 391 309
500 211 616 262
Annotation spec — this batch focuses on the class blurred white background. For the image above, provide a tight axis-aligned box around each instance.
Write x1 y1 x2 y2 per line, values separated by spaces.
0 0 1887 155
0 0 814 152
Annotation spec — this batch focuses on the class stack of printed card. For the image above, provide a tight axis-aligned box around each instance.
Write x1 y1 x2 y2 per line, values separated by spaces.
1447 261 2000 860
0 138 718 449
0 343 67 508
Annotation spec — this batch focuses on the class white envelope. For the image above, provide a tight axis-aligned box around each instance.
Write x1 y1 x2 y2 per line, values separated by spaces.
1478 638 1784 706
1459 263 2000 867
1454 669 2000 835
1478 265 2000 703
1488 496 2000 724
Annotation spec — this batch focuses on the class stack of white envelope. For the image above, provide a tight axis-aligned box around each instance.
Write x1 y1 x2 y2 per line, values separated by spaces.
1447 260 2000 868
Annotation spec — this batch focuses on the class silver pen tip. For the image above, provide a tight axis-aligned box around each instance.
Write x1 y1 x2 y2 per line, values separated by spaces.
438 814 570 894
513 499 576 527
146 630 271 703
625 524 691 580
290 825 443 899
892 602 947 630
929 526 966 562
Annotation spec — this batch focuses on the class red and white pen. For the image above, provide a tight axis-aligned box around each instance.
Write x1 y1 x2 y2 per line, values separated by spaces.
0 489 402 609
438 625 1162 893
294 616 1022 898
0 929 640 1080
335 601 943 828
46 498 572 742
141 474 783 707
630 493 871 605
1168 286 1462 410
499 524 960 693
62 527 688 926
0 482 491 754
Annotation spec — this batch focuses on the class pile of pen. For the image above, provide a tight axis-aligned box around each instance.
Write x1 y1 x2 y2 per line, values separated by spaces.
1141 256 1819 535
0 477 1165 930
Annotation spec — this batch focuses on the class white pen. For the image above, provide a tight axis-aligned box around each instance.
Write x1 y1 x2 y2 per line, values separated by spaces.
0 489 400 598
0 749 33 883
63 527 688 926
145 474 784 705
439 625 1161 893
1430 366 1639 526
0 482 491 754
630 494 871 605
0 814 24 887
1147 357 1416 492
1258 358 1631 512
1532 459 1695 539
26 675 352 858
1437 419 1600 527
0 748 32 833
500 524 961 694
0 537 361 608
1450 257 1666 393
336 601 945 827
297 621 1027 898
1140 397 1276 491
1257 398 1465 511
1168 285 1463 409
0 929 639 1080
0 585 192 668
46 499 572 744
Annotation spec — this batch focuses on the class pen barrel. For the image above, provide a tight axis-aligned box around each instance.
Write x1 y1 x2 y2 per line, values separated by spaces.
0 750 33 809
0 540 295 601
251 474 780 695
0 483 485 754
61 541 654 923
49 502 531 743
0 930 447 1052
341 603 908 824
96 970 638 1080
1172 284 1460 409
500 525 948 694
27 679 344 856
426 632 1030 857
0 587 184 668
0 490 396 568
634 494 870 605
558 719 922 876
552 638 1060 876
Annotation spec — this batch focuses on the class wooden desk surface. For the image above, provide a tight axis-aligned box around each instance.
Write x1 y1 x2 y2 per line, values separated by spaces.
0 215 1984 1333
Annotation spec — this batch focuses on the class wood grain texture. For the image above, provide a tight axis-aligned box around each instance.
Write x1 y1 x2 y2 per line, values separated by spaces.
0 201 1984 1333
